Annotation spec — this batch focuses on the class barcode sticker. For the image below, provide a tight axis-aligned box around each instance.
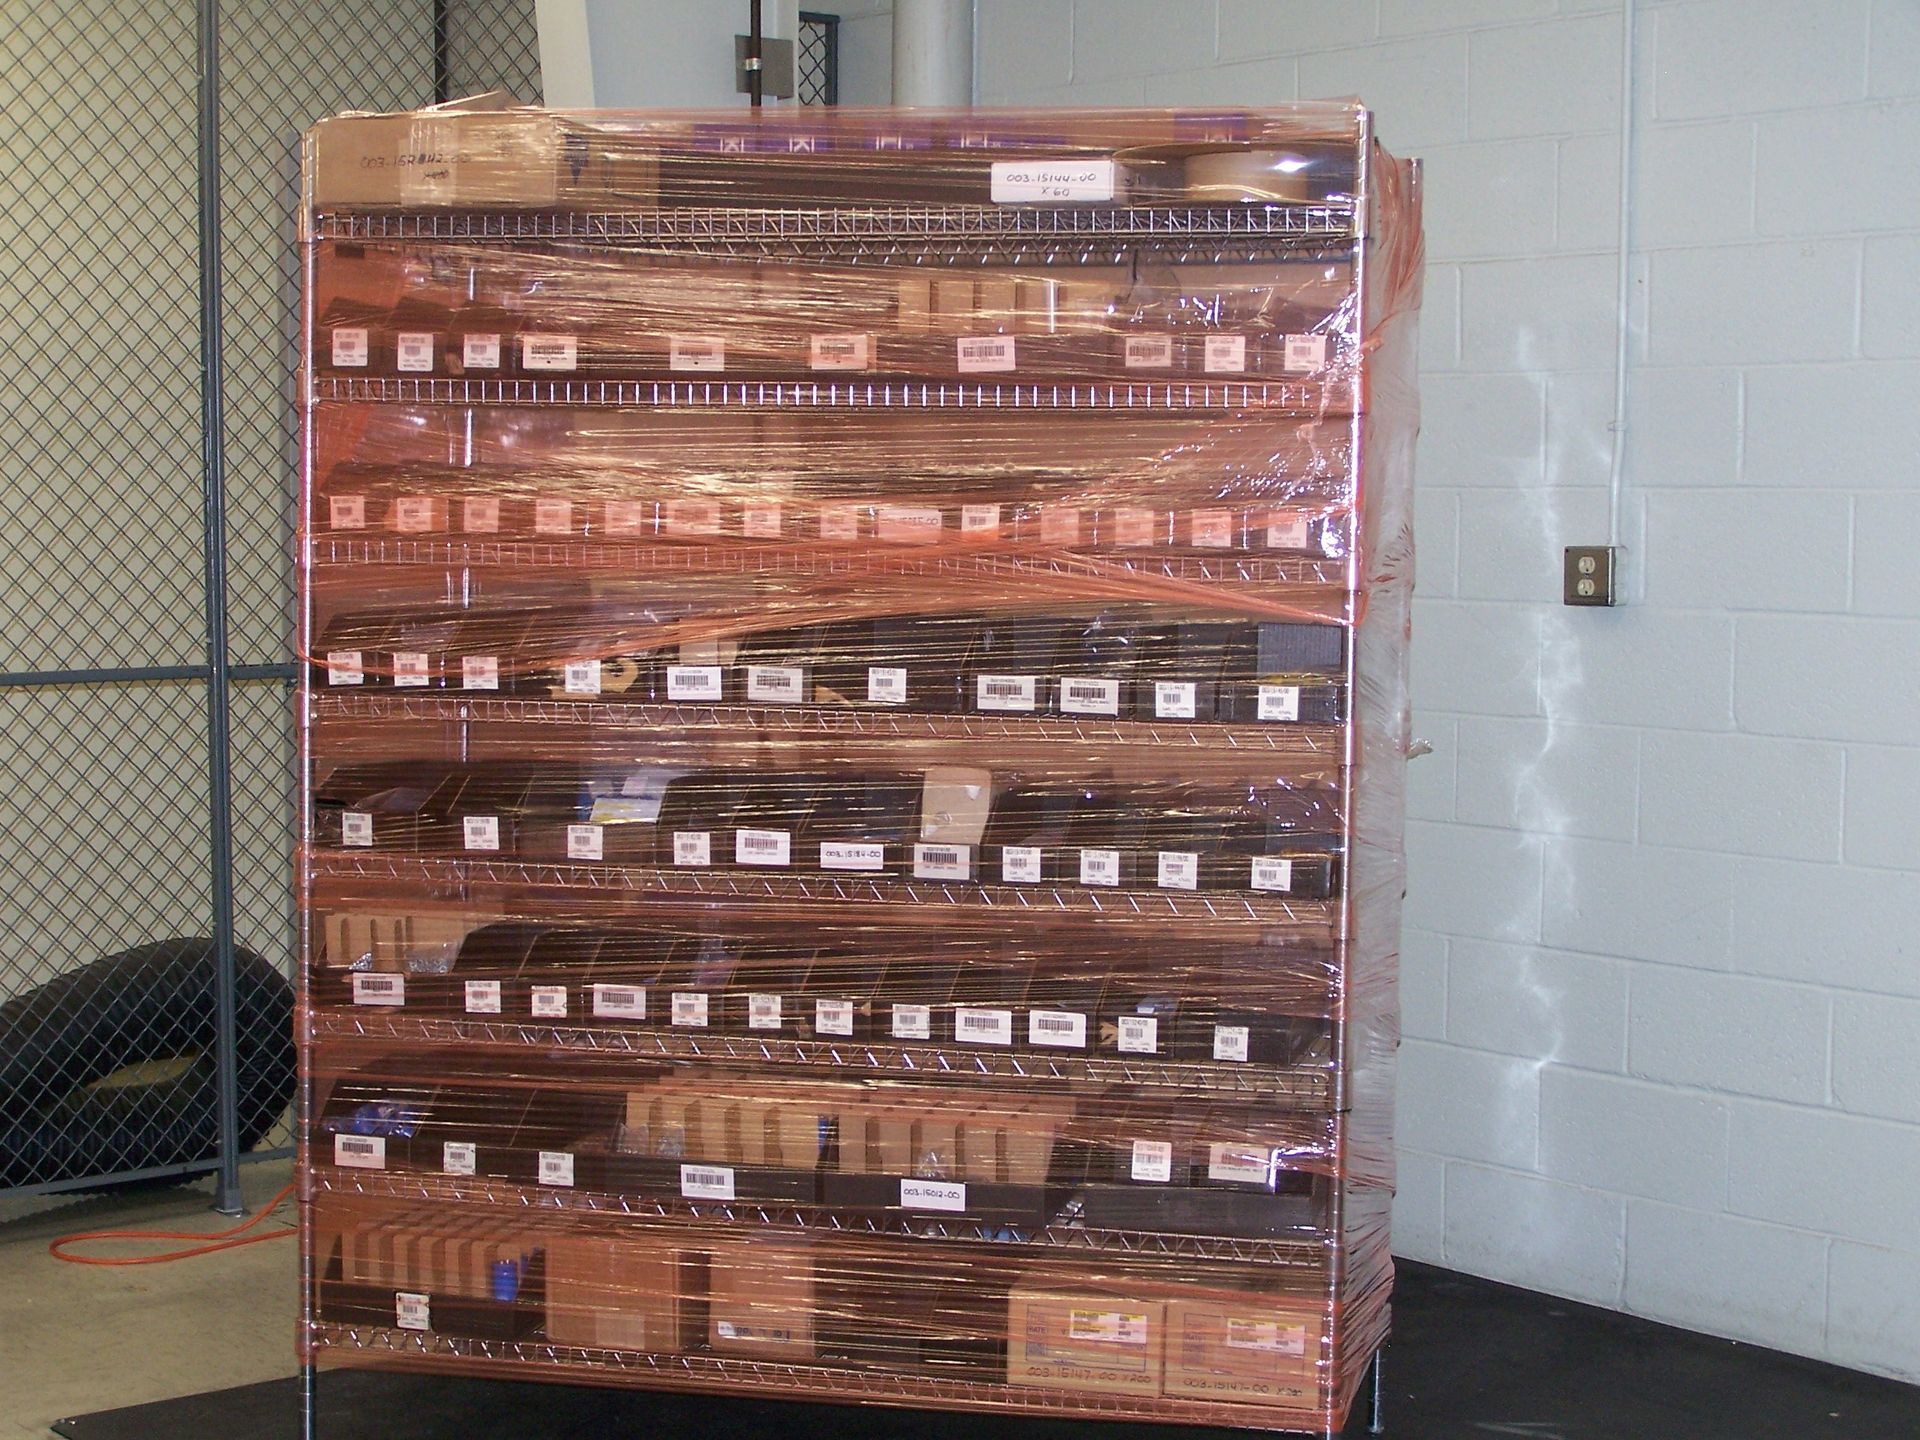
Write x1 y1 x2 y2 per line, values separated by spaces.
1157 851 1199 891
327 495 365 530
746 665 805 703
462 496 500 533
1266 511 1313 550
464 979 501 1014
533 497 572 534
395 331 434 372
1257 685 1302 722
680 1163 735 1200
1039 507 1081 546
820 841 885 873
809 333 871 370
954 1007 1013 1046
1130 1139 1174 1183
1190 508 1235 548
748 993 782 1030
442 1141 476 1176
815 998 854 1036
326 651 364 686
538 1150 575 1187
592 984 646 1018
1284 333 1330 373
666 665 723 701
462 815 500 852
461 332 501 369
1155 681 1198 720
876 505 943 543
1079 848 1121 887
1251 857 1296 893
990 159 1116 203
352 973 404 1007
671 992 709 1028
330 327 368 368
530 985 567 1018
663 498 721 536
1001 845 1042 884
392 651 429 688
674 831 712 866
1118 1014 1159 1054
1069 1310 1149 1346
956 335 1016 372
1111 507 1157 547
669 335 725 372
565 823 603 861
913 843 970 881
866 666 908 704
395 1292 430 1331
334 1133 386 1169
741 503 783 539
818 505 860 541
461 655 499 691
1124 335 1174 369
605 499 649 535
901 1178 968 1212
891 1003 931 1040
1060 675 1120 717
1204 334 1247 373
960 504 1001 534
521 333 578 371
1208 1143 1275 1186
393 495 435 532
562 660 601 695
735 828 791 867
1214 1025 1251 1063
1227 1319 1310 1356
976 674 1037 712
340 811 373 848
1030 1009 1087 1049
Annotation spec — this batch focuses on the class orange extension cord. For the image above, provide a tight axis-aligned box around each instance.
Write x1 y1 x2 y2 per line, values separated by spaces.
48 1182 296 1266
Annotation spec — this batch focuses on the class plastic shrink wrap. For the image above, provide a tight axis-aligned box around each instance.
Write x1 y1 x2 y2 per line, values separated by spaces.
299 98 1420 1433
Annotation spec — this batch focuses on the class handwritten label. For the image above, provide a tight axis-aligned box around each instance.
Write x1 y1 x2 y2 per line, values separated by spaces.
876 505 943 544
820 841 885 873
990 158 1117 203
901 1178 968 1211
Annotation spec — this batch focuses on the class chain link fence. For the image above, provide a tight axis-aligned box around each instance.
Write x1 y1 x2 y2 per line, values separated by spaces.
0 0 540 1202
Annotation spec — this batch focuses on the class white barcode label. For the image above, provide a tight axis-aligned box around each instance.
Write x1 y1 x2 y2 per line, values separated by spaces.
1001 845 1042 884
592 984 646 1018
538 1150 575 1187
976 674 1037 712
875 505 943 543
818 505 860 541
1029 1009 1087 1049
820 841 885 873
1069 1310 1149 1346
1118 1014 1159 1054
1257 685 1302 722
680 1163 735 1200
1079 848 1121 887
913 843 970 880
521 333 578 371
1251 856 1296 893
1284 333 1330 373
1204 334 1247 373
1190 508 1235 548
960 504 1001 534
1155 681 1198 720
464 979 501 1014
395 331 433 372
461 333 500 369
1039 507 1081 546
990 159 1116 202
442 1141 476 1176
530 985 567 1018
327 495 365 529
1266 511 1313 550
392 651 428 687
462 815 500 852
340 811 373 848
901 1178 967 1212
809 333 871 370
673 831 712 866
1124 334 1175 369
393 495 435 532
1111 507 1157 547
735 828 791 866
954 1007 1013 1046
1131 1139 1174 1183
746 665 804 703
669 335 726 372
330 327 368 368
562 660 601 695
1214 1025 1251 1063
1227 1319 1310 1356
741 503 783 538
1060 675 1120 716
671 992 710 1027
461 655 499 691
462 496 499 533
1208 1143 1275 1186
891 1003 931 1040
565 823 603 861
533 497 572 534
663 499 721 536
866 666 907 704
748 993 782 1030
333 1133 386 1169
666 665 723 701
1158 851 1199 891
815 998 854 1036
957 335 1016 372
395 1292 430 1331
326 651 364 686
352 973 404 1007
605 499 649 535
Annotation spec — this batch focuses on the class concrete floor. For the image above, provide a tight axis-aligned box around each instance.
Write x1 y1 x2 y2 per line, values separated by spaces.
0 1161 299 1439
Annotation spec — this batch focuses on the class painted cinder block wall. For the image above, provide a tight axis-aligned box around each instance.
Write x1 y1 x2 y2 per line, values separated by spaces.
975 0 1920 1382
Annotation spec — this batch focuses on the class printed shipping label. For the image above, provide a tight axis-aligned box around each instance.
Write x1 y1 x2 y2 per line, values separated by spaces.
1130 1139 1174 1183
901 1179 967 1212
891 1004 931 1040
1284 333 1330 373
666 665 723 701
461 496 499 533
1068 1310 1149 1346
1251 857 1296 893
680 1164 735 1200
393 495 435 532
1118 1014 1159 1054
960 504 1001 534
1155 681 1198 720
530 985 567 1018
818 505 860 540
954 1007 1013 1046
748 993 782 1030
913 843 970 881
809 333 871 370
461 655 499 691
328 495 365 529
533 497 572 534
1266 511 1312 550
1208 1143 1276 1186
663 499 721 536
1204 334 1248 373
441 1141 476 1176
876 505 943 543
1257 685 1302 722
976 674 1037 712
395 1292 430 1331
462 815 500 852
562 660 601 696
1038 507 1081 546
605 499 649 535
741 503 783 538
326 651 364 686
956 335 1016 372
1001 845 1042 884
1227 1319 1309 1356
538 1150 575 1187
815 998 854 1036
520 334 578 371
392 652 429 688
1029 1009 1087 1049
1190 508 1235 548
340 811 373 848
1157 850 1199 891
1124 335 1174 369
461 333 501 369
735 828 792 867
669 335 726 372
1079 848 1121 887
330 327 368 368
1060 675 1120 717
464 979 502 1014
334 1134 386 1170
989 158 1116 203
395 331 433 372
1214 1025 1251 1063
351 973 403 1007
671 992 710 1028
673 831 712 866
866 666 908 704
820 841 885 873
1111 507 1157 547
746 665 805 704
592 984 646 1019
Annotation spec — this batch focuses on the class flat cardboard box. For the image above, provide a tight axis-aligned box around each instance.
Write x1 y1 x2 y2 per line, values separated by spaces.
1163 1292 1323 1406
546 1233 694 1352
708 1240 815 1359
1007 1275 1165 1397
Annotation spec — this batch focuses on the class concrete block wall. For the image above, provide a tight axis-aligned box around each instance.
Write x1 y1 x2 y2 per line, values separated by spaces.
977 0 1920 1383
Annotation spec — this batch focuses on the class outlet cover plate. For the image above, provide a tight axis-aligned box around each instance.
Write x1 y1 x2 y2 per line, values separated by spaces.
1564 546 1619 606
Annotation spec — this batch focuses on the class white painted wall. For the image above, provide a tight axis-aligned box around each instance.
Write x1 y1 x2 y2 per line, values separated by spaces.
979 0 1920 1385
541 0 805 109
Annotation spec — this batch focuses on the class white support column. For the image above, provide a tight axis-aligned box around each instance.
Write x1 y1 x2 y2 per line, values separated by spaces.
892 0 973 107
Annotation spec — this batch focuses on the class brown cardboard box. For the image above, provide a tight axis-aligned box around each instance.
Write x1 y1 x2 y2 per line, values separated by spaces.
324 912 474 972
1162 1292 1323 1406
708 1240 815 1359
896 275 933 333
547 1233 695 1352
1007 1275 1165 1397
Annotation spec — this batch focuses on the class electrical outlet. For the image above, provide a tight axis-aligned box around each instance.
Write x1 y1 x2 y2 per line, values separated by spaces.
1563 546 1619 606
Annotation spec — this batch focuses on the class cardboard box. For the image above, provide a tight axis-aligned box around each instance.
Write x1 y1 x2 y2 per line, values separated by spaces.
1007 1276 1165 1397
325 912 476 972
1163 1292 1323 1406
546 1233 696 1352
708 1240 815 1359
